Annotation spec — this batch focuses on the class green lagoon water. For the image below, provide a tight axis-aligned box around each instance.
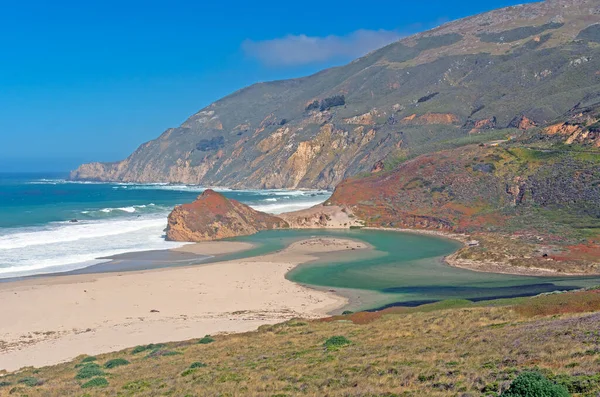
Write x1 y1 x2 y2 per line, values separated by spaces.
219 229 600 310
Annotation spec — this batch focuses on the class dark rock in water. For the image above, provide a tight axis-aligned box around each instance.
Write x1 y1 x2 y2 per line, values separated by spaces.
69 219 78 223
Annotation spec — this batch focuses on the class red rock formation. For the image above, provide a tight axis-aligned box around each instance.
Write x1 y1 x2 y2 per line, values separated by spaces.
466 117 497 133
166 190 288 242
509 115 537 130
544 122 600 147
371 160 385 173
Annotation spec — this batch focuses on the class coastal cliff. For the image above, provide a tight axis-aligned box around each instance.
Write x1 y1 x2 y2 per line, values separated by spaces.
71 0 600 188
166 189 288 242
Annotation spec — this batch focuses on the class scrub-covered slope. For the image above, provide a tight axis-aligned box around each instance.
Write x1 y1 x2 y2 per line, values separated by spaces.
328 104 600 274
71 0 600 189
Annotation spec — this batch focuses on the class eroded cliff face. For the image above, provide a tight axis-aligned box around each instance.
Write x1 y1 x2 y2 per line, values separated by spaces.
166 190 288 242
70 1 600 188
543 109 600 147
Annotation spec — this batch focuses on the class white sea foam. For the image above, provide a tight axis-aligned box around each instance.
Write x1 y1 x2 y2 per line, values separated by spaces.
112 184 330 197
0 215 187 278
0 187 330 278
100 206 136 213
249 200 326 214
82 204 159 216
0 217 169 250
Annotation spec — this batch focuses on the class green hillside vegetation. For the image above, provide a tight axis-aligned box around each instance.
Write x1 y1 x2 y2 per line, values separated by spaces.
2 289 600 396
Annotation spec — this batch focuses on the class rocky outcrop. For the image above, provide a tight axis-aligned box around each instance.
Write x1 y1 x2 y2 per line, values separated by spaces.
279 205 363 229
166 190 288 242
544 120 600 147
371 160 385 173
465 117 497 133
506 177 527 205
508 116 537 130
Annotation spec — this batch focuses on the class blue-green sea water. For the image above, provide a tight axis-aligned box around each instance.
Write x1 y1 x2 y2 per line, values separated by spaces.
0 172 329 278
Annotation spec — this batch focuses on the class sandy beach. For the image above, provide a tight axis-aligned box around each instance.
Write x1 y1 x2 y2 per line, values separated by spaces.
0 237 366 371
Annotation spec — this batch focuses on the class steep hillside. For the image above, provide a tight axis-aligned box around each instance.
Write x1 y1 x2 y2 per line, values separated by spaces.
71 0 600 188
327 104 600 274
166 189 288 241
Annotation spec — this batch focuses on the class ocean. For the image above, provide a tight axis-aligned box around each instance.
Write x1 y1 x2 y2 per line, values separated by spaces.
0 172 330 279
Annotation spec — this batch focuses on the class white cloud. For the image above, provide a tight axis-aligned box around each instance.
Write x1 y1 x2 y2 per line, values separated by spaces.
242 29 404 66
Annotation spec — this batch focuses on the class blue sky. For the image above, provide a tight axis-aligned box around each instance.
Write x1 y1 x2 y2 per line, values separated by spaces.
0 0 533 172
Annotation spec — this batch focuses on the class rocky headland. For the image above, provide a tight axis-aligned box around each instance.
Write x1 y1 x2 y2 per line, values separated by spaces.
166 189 288 242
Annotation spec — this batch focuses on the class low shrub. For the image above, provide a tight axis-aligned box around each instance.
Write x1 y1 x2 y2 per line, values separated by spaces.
342 311 354 315
181 369 195 377
75 363 105 379
501 371 569 397
198 335 215 344
122 380 151 391
190 361 207 368
0 381 11 387
104 358 130 369
18 377 43 387
81 377 109 389
131 343 165 354
81 356 97 363
323 336 351 350
553 373 600 393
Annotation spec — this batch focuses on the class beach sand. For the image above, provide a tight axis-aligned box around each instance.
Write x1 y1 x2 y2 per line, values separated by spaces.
0 238 366 371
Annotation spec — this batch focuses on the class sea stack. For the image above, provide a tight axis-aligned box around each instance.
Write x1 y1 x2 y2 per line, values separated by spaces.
166 189 288 242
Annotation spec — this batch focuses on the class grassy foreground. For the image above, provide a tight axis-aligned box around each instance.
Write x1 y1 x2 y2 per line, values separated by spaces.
1 290 600 396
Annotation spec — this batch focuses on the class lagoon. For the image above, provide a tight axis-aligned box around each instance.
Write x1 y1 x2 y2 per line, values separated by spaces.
223 229 600 310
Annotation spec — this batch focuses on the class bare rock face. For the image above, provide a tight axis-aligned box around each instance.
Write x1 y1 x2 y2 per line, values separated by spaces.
508 116 537 130
166 190 288 242
278 205 364 229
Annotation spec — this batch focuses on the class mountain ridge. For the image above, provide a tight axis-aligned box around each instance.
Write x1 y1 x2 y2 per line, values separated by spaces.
71 0 600 188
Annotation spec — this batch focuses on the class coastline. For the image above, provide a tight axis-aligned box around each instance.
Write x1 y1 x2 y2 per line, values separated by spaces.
0 237 365 371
